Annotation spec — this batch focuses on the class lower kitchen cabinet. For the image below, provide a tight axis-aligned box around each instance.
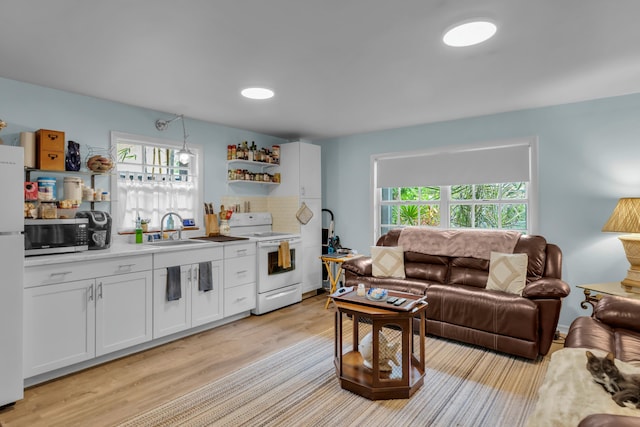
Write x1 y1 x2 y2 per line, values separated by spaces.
24 279 96 377
23 270 152 378
95 271 153 356
153 247 224 339
223 243 256 317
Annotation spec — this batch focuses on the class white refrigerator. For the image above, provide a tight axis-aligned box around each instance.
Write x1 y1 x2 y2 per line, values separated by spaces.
0 145 24 408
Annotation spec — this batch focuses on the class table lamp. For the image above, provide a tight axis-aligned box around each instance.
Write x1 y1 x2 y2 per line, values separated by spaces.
602 197 640 292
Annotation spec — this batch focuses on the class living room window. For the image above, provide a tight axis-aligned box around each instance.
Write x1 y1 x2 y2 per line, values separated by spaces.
373 137 537 241
110 131 203 233
380 182 528 236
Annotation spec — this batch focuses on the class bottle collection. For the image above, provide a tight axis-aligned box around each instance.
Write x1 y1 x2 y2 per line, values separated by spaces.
227 141 281 183
227 141 280 164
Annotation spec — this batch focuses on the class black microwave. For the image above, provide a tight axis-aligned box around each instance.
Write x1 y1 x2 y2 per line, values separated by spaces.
24 218 89 256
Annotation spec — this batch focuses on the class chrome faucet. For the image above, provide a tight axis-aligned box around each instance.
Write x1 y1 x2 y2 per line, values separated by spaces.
160 212 183 240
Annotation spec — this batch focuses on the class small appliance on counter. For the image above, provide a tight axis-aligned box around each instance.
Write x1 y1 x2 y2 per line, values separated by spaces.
75 210 112 250
24 218 89 256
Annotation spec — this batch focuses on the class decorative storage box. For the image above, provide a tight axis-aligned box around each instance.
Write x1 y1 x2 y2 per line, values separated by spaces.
36 129 65 171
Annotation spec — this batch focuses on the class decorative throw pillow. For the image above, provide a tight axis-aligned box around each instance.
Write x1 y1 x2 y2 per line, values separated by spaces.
371 246 405 278
486 251 528 295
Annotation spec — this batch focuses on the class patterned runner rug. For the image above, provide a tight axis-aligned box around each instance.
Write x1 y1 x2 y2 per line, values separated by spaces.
118 329 548 427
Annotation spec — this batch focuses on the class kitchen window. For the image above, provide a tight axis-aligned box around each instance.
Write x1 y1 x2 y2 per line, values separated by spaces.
373 137 537 241
110 132 202 232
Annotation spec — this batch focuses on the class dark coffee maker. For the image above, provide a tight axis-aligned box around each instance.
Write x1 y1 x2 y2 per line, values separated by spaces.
75 211 112 250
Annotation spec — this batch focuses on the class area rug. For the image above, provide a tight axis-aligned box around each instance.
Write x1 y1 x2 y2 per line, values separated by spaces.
118 329 549 427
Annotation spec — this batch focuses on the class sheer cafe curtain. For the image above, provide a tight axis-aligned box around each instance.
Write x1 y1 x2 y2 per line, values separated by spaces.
117 175 195 231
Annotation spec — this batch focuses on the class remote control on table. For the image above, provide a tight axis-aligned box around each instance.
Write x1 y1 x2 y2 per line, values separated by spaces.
387 297 398 304
394 298 407 306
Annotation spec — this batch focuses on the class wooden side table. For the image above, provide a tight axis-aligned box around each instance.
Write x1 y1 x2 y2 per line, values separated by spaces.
332 291 428 400
577 282 640 315
320 254 360 309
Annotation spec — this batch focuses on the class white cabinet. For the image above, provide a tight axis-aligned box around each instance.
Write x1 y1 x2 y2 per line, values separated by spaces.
272 141 322 293
153 246 224 339
223 243 256 316
299 142 322 198
23 255 153 378
95 271 153 357
24 279 95 377
300 198 322 293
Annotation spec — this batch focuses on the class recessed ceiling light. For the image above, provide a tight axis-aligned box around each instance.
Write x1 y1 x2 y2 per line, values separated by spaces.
241 87 274 100
443 20 497 47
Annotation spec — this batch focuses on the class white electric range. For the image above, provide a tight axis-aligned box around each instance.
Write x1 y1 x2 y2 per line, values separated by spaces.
228 213 302 314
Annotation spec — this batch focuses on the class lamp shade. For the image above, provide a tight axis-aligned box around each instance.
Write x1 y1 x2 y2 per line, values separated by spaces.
602 198 640 233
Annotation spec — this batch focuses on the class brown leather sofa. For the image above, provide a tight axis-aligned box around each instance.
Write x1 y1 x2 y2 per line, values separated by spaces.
566 296 640 427
342 229 570 359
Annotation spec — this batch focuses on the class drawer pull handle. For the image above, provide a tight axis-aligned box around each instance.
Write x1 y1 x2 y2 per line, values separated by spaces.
236 297 247 302
236 249 247 255
51 271 72 277
118 264 135 270
236 270 247 275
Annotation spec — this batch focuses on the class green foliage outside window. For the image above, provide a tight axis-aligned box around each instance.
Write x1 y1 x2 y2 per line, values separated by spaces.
381 182 527 232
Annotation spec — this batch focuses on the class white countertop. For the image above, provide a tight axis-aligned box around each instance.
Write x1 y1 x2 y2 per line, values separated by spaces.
24 237 255 267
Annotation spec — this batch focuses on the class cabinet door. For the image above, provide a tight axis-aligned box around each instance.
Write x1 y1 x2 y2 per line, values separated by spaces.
300 198 322 248
299 142 321 198
153 266 191 339
95 271 153 357
301 245 323 293
191 260 224 327
23 280 96 378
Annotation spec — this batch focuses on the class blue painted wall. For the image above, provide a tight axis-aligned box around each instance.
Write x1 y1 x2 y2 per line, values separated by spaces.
315 93 640 330
3 75 640 330
0 77 286 203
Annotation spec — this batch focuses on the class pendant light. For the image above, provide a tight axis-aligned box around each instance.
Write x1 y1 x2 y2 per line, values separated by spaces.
155 114 193 164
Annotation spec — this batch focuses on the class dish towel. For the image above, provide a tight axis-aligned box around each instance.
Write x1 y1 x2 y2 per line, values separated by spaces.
166 266 182 301
199 261 213 292
278 241 291 269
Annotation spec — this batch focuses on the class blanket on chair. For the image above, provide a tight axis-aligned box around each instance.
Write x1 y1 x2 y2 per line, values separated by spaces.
397 227 521 260
527 348 640 427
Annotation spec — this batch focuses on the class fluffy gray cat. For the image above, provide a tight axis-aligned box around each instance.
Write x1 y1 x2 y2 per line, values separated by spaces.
586 351 640 409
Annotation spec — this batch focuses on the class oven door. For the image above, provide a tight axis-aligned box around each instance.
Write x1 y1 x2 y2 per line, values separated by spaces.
257 238 302 293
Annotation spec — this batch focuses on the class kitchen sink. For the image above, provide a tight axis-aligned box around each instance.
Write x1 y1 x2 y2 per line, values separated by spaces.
148 239 210 247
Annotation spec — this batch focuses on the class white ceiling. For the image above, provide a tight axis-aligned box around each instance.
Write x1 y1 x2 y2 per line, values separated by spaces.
2 1 640 140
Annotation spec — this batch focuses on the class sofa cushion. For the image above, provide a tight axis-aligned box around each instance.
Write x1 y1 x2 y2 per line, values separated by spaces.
404 252 448 283
595 295 640 332
371 246 405 278
486 252 528 295
565 316 616 355
514 234 547 278
426 284 539 341
565 297 640 365
617 329 640 365
449 257 490 288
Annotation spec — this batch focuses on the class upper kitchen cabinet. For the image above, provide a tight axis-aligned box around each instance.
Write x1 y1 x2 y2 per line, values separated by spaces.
271 141 321 198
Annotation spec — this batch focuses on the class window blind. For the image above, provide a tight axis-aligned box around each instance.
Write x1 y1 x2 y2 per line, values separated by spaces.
376 141 532 188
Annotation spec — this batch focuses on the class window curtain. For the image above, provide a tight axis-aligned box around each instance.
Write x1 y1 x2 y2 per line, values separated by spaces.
376 141 532 188
117 175 196 231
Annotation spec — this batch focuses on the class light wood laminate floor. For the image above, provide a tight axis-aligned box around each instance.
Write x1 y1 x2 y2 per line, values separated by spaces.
0 294 564 427
0 294 334 427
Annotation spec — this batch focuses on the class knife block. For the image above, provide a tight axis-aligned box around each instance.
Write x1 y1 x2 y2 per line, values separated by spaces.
205 214 219 236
